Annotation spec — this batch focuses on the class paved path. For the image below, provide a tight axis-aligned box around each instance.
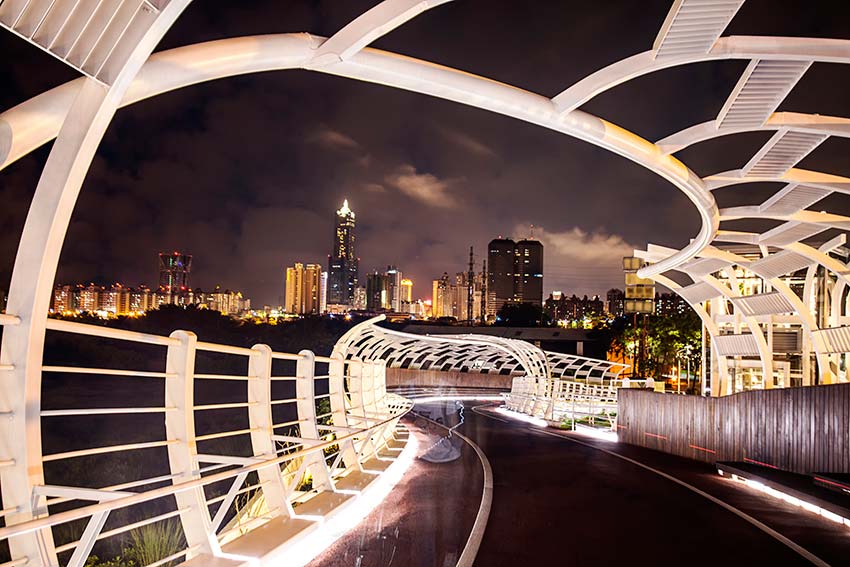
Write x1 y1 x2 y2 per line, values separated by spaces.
314 401 848 566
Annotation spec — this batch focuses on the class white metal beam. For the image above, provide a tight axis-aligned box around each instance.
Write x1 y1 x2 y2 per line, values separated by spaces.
705 168 850 193
656 112 850 155
310 0 453 67
552 36 850 114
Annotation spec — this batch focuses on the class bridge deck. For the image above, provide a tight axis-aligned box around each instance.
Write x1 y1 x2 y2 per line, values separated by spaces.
312 403 850 566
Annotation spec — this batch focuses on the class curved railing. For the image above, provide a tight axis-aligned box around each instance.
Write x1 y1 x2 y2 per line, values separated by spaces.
0 316 412 567
504 375 651 426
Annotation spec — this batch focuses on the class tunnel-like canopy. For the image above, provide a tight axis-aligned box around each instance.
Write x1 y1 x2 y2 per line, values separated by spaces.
333 316 628 382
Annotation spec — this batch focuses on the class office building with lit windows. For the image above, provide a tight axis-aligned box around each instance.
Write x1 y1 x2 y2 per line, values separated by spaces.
285 263 323 315
487 237 544 315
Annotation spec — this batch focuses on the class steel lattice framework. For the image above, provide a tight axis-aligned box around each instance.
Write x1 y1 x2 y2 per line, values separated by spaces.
333 316 627 382
1 0 849 564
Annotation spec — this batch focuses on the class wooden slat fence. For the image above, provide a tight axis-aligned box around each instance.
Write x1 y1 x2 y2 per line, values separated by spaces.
617 384 850 474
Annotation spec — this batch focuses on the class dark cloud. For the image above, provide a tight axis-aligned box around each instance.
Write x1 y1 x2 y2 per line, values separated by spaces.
2 0 850 303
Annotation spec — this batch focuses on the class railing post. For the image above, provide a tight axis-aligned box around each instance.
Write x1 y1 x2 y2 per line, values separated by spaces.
165 330 214 558
544 379 558 421
329 353 358 467
295 350 333 491
347 359 366 424
247 344 288 517
345 359 375 459
0 314 56 565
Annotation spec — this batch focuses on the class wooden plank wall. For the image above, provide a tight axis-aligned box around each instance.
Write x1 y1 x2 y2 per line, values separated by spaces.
385 367 513 389
617 384 850 474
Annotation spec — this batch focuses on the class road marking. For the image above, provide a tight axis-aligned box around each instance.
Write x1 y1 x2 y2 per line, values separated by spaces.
412 406 493 567
470 406 831 567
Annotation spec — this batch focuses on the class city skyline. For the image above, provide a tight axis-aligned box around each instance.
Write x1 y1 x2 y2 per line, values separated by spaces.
1 0 776 307
2 2 847 306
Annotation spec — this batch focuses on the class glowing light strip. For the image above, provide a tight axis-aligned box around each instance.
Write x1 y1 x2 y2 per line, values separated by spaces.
494 407 549 428
721 470 850 529
413 395 503 404
494 407 620 442
572 424 618 443
278 431 419 566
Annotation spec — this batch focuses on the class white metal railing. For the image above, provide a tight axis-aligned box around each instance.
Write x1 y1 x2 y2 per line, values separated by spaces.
504 375 651 426
0 317 412 567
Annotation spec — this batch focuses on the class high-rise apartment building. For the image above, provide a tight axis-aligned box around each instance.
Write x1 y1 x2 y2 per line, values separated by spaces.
487 237 544 316
352 286 367 311
515 239 544 307
401 278 413 303
487 238 516 316
158 252 192 292
327 200 359 306
320 271 328 313
431 273 452 318
366 272 388 311
385 266 403 311
606 288 625 317
285 263 323 314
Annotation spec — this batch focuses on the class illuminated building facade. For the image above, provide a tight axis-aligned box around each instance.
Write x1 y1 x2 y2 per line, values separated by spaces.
366 271 388 311
606 288 625 317
515 239 544 307
327 200 359 306
487 237 544 316
285 263 323 314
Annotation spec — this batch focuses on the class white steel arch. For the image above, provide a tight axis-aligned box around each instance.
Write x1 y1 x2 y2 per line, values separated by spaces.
332 316 628 383
2 0 850 563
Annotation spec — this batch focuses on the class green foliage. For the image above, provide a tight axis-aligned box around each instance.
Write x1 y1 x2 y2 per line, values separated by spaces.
124 520 185 567
608 311 702 381
82 520 184 567
85 556 136 567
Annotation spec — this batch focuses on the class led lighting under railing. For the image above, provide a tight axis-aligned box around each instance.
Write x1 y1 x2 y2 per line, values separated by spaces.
495 407 619 442
494 407 549 428
270 432 420 567
721 471 850 529
413 395 504 404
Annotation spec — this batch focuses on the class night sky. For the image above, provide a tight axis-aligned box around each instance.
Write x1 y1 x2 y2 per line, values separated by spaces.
2 0 850 306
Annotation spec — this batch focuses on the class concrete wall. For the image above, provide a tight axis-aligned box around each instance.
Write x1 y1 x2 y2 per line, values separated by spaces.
385 367 513 389
618 384 850 474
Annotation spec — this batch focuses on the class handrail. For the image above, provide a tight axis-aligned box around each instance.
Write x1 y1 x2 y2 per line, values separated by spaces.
0 314 21 326
0 395 412 541
45 318 179 346
2 315 410 564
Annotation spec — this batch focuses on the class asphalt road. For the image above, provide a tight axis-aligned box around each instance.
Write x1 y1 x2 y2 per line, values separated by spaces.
313 401 849 566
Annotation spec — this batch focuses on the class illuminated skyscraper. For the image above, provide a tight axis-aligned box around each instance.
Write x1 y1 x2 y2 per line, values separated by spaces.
400 278 413 303
327 200 359 306
487 237 544 315
158 252 192 292
366 272 388 311
515 239 544 307
386 265 402 311
285 263 323 314
487 238 516 315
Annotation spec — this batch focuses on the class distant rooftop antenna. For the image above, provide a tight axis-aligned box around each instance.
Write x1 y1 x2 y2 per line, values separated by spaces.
529 224 535 239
